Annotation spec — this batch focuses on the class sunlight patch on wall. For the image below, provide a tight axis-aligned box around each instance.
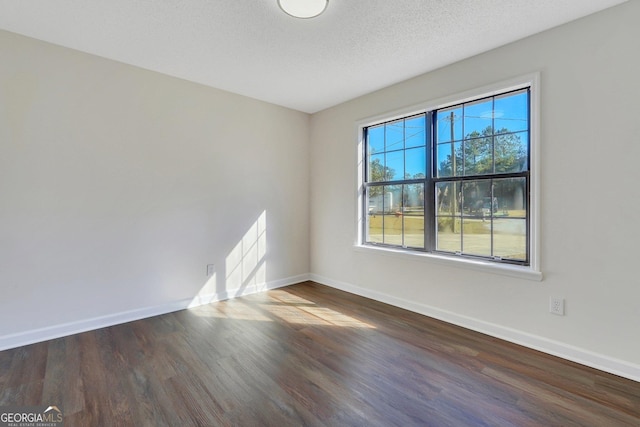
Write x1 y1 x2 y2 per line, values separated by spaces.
188 271 218 308
226 210 267 294
188 210 267 308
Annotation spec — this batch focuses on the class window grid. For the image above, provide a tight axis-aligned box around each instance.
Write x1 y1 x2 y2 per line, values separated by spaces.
363 88 530 266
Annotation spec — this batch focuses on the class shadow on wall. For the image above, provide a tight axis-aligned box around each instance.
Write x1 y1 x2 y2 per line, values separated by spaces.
189 210 267 308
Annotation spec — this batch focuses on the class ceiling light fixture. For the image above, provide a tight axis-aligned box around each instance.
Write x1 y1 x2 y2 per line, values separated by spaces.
277 0 329 19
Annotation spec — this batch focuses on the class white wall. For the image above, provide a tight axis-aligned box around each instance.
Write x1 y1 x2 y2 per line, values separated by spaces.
0 30 310 345
309 1 640 379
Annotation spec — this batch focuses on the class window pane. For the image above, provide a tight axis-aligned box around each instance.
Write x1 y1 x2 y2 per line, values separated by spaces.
461 216 492 257
366 186 384 243
405 147 426 179
463 136 493 176
461 180 492 217
367 125 385 154
464 98 493 137
437 106 462 143
460 180 493 258
436 181 461 253
385 150 404 181
383 185 403 245
366 185 386 214
368 153 385 182
436 141 462 178
493 177 527 218
437 217 461 253
495 131 528 173
495 90 528 134
405 115 426 148
437 143 451 178
436 182 461 216
385 121 404 152
494 218 527 261
493 177 527 260
404 183 424 248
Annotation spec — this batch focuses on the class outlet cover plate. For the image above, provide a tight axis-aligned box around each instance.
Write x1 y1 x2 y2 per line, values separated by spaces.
550 297 565 316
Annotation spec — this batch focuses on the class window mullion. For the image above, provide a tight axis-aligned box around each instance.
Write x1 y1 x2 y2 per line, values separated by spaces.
425 111 436 252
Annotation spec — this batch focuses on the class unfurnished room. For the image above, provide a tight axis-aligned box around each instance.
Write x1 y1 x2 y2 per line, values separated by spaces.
1 0 639 425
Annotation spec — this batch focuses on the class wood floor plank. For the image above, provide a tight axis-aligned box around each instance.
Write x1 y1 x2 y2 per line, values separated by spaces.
41 335 84 415
0 281 638 426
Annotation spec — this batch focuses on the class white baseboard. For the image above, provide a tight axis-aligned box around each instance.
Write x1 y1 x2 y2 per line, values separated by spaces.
4 272 637 383
0 273 309 352
309 273 640 383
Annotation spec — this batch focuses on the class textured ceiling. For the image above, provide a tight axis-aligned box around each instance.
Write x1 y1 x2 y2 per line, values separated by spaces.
0 0 627 113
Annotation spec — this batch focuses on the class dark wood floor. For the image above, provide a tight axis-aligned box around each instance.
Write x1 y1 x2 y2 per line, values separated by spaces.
1 281 638 426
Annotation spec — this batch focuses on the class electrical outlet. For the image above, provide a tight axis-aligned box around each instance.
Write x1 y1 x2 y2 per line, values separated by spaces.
206 264 215 277
549 297 565 316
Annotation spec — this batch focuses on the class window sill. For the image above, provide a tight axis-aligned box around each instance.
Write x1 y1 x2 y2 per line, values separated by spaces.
353 244 543 282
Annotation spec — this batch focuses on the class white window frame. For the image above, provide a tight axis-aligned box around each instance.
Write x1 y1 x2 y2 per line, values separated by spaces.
355 73 542 281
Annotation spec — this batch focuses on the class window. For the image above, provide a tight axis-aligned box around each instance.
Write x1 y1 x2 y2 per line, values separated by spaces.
361 81 536 269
